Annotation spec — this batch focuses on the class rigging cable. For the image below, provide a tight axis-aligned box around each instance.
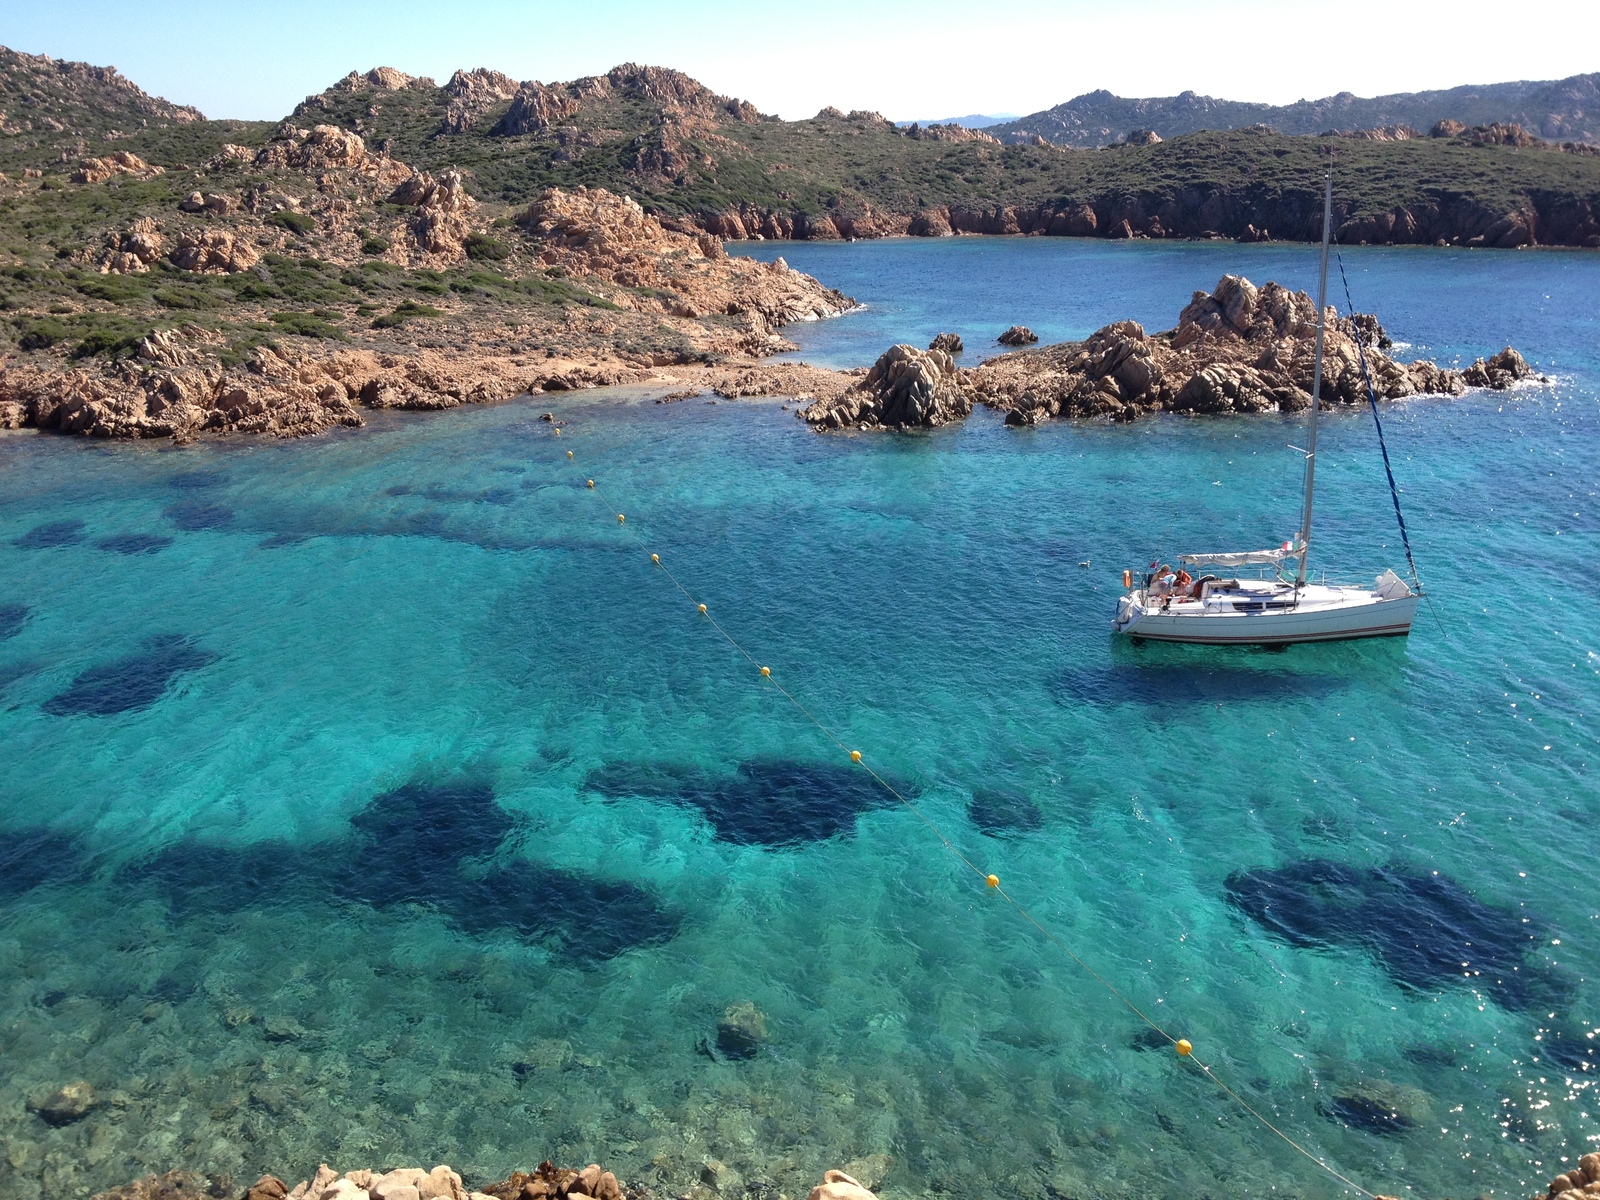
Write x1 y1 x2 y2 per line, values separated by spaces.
1333 249 1422 594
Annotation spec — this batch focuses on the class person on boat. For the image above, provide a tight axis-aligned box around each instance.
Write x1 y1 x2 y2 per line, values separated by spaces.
1173 568 1193 597
1150 565 1175 597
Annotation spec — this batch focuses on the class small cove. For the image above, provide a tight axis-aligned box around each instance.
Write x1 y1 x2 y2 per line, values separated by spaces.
0 237 1595 1200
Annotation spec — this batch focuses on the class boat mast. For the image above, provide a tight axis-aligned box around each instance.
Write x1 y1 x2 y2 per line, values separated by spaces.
1296 168 1334 587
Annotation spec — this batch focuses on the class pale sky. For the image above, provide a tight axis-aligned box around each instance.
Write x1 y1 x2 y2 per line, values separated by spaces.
4 0 1596 123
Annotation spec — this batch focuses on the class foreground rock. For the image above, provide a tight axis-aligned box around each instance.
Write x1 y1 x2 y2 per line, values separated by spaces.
93 1163 879 1200
802 343 969 429
1543 1152 1600 1200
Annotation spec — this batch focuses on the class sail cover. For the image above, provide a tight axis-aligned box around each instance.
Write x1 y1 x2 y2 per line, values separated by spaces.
1177 548 1297 567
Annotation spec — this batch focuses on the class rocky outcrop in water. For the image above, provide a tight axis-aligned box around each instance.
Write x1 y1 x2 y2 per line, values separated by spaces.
998 325 1038 346
802 274 1538 431
969 274 1536 425
801 343 968 429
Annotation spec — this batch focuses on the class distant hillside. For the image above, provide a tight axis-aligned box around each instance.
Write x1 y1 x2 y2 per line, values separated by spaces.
2 49 1597 251
0 46 203 137
0 46 271 177
897 113 1017 129
989 74 1600 147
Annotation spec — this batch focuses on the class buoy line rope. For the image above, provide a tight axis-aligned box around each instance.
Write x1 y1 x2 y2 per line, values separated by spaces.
550 431 1381 1200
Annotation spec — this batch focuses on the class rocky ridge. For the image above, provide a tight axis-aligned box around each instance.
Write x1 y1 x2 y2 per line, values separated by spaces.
986 73 1600 147
801 274 1537 430
0 153 851 438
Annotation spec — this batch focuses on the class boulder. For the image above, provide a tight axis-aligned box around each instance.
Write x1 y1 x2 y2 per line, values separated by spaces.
72 150 162 184
803 343 969 430
169 228 259 273
29 1080 98 1125
715 1000 768 1059
928 332 963 354
998 325 1038 346
244 1175 289 1200
806 1171 878 1200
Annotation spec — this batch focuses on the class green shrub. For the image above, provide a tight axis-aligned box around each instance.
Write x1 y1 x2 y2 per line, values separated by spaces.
361 235 390 255
153 287 221 310
371 300 442 329
73 328 146 358
18 318 71 350
465 234 510 261
269 310 345 339
268 210 316 235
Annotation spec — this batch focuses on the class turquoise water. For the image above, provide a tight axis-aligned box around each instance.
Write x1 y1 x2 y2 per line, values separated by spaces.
1 239 1596 1200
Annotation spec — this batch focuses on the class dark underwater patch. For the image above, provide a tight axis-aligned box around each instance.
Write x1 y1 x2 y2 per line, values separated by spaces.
121 837 295 917
95 533 174 556
165 501 234 531
969 787 1043 837
337 778 679 961
0 828 83 899
258 533 309 549
1320 1092 1414 1137
120 776 678 965
14 519 85 549
1224 859 1564 1013
585 758 905 846
168 470 226 490
0 602 27 639
42 635 217 716
1054 663 1347 709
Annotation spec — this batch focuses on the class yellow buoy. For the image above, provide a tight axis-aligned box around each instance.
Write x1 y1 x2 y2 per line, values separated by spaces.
986 874 1000 888
760 666 771 677
1176 1038 1192 1057
566 450 573 459
651 553 660 564
850 750 862 763
617 513 625 523
554 428 561 436
698 603 707 614
587 479 595 488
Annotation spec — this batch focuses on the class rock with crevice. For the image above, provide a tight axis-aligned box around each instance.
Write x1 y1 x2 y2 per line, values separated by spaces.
802 343 968 429
169 228 259 273
998 325 1038 346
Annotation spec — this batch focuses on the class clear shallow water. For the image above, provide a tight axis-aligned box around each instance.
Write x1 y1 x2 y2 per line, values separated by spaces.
0 239 1596 1200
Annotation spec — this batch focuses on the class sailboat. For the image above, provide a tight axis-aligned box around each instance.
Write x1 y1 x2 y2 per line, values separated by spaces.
1112 170 1423 646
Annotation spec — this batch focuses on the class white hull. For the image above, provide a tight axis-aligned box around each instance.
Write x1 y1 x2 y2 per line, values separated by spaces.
1113 580 1418 646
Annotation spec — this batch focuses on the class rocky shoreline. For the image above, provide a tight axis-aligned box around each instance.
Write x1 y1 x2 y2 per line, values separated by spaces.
797 273 1538 431
91 1161 888 1200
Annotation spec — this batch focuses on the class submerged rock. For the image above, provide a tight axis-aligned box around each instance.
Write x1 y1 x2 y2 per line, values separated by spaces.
29 1080 98 1125
715 1000 769 1059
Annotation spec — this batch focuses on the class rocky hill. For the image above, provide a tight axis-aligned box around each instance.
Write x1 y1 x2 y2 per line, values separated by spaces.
3 48 1599 252
989 73 1600 147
